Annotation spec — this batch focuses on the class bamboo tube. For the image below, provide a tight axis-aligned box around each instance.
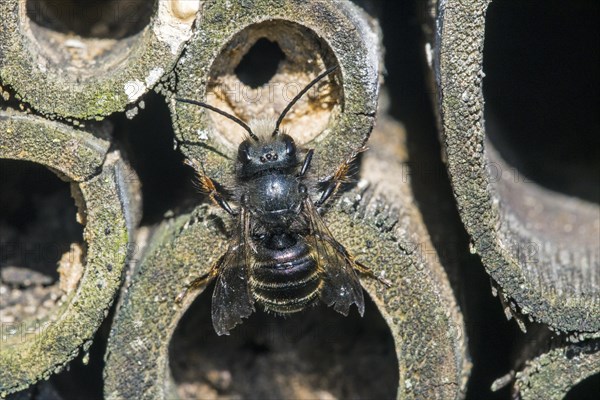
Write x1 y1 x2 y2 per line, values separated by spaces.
169 0 381 186
0 110 138 395
0 0 199 119
491 326 600 399
514 342 599 400
430 0 599 339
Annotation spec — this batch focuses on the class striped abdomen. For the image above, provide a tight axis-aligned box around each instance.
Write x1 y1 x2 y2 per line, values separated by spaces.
250 235 322 314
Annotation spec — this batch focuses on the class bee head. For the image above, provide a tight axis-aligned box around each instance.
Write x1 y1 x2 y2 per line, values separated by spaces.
237 131 297 176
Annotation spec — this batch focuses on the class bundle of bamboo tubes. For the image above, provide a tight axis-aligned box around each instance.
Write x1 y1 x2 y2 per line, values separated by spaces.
1 0 597 399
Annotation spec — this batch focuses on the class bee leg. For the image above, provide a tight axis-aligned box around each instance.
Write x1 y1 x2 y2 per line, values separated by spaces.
212 191 236 216
175 272 212 303
315 183 337 208
176 249 227 304
315 149 361 207
328 238 392 288
354 260 392 288
298 149 314 177
175 253 225 303
185 158 237 216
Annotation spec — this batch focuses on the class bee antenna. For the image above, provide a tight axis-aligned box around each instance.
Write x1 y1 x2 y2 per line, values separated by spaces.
175 97 259 142
273 65 338 136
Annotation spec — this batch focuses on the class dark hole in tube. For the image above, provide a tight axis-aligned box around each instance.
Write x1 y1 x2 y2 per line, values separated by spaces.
234 38 286 88
169 282 398 399
110 91 198 224
564 372 600 400
0 160 82 284
483 0 600 204
25 0 155 39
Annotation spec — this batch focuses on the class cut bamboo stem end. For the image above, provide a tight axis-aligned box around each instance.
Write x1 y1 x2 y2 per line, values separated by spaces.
0 110 136 395
489 325 600 398
0 0 199 119
432 0 599 338
169 0 381 186
512 339 600 399
103 113 469 400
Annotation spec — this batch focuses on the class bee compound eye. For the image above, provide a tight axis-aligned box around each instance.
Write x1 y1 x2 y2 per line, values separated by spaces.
284 136 296 155
238 140 252 162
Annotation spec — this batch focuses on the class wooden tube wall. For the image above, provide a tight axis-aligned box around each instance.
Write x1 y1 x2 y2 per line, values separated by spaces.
0 0 198 118
0 110 139 395
431 0 599 339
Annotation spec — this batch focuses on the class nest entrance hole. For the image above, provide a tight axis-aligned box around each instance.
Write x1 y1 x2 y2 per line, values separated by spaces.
483 0 600 205
234 38 286 89
206 20 342 146
23 0 156 75
25 0 153 39
564 372 600 400
169 284 398 399
0 160 84 325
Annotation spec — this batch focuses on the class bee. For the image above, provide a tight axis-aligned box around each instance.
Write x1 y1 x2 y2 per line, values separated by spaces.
175 66 389 335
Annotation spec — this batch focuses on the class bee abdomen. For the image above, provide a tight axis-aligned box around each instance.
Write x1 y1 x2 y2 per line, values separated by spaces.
251 247 322 314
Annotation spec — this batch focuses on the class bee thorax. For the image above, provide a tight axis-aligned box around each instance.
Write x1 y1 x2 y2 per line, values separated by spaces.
245 173 304 226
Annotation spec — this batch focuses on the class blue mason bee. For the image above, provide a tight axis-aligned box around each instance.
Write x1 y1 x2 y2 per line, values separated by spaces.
176 66 389 335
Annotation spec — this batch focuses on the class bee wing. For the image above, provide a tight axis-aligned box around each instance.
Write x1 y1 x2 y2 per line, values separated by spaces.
303 200 365 316
211 209 255 335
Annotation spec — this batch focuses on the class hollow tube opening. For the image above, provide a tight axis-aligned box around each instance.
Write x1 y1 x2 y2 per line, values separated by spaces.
23 0 157 76
0 159 84 326
206 20 342 146
169 283 398 399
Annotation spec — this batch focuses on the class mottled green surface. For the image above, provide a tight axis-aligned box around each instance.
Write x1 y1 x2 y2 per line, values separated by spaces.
103 117 469 400
0 1 193 119
0 111 108 181
514 340 600 399
0 111 131 395
435 0 599 338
